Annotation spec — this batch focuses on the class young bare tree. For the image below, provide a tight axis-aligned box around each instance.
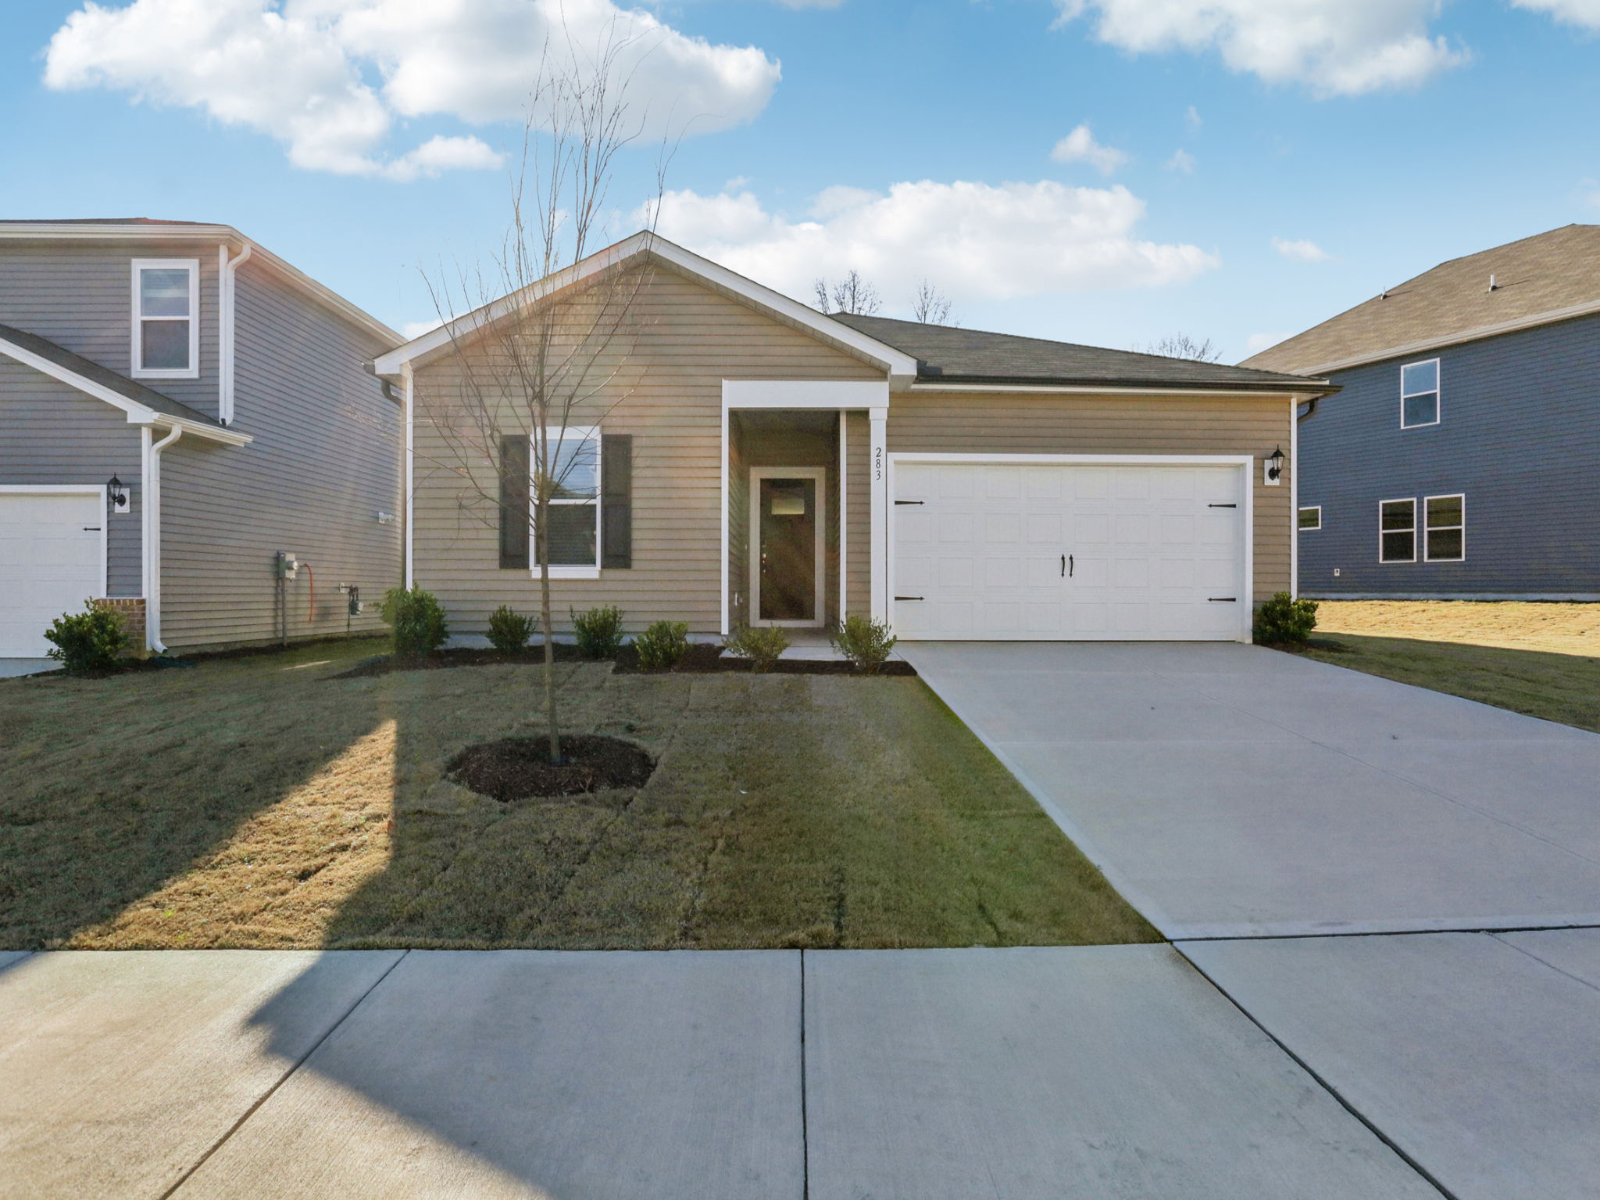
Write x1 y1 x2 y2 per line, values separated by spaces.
911 279 954 325
812 269 881 315
1139 333 1222 362
418 30 670 763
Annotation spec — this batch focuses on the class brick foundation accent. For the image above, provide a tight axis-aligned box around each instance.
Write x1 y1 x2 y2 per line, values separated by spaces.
92 598 147 654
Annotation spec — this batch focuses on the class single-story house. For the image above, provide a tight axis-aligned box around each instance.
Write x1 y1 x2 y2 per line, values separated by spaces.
0 219 403 661
377 232 1335 644
1244 223 1600 599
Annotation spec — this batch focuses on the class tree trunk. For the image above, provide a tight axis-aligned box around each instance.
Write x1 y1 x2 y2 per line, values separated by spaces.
535 453 561 765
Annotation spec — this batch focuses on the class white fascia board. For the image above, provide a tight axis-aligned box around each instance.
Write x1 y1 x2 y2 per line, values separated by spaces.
0 334 250 446
723 380 889 409
373 231 919 385
1278 297 1600 377
907 381 1329 400
0 223 400 348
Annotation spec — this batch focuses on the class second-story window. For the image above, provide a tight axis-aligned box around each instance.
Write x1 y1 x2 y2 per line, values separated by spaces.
1400 359 1440 428
132 259 199 379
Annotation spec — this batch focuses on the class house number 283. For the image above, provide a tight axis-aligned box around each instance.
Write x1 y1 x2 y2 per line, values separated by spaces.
874 446 883 482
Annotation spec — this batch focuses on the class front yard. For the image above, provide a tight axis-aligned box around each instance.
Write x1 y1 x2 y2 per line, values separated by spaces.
0 640 1155 951
1303 600 1600 733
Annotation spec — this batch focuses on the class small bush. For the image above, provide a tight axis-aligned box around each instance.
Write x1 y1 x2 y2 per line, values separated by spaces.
1254 591 1318 645
633 620 689 670
723 625 790 672
382 586 449 656
44 602 129 673
571 605 625 659
831 615 897 674
487 605 534 654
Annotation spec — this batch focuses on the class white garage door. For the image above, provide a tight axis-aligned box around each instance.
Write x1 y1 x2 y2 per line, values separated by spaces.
892 461 1246 641
0 491 106 656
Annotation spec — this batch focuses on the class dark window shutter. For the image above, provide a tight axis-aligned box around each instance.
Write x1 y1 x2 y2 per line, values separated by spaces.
499 435 530 569
601 434 632 569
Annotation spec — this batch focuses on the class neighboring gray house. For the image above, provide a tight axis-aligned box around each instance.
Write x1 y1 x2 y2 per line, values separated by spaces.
0 218 403 659
1244 224 1600 599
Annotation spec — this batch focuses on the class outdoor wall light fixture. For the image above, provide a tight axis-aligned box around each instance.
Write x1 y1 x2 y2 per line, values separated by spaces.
1265 446 1286 486
107 475 130 513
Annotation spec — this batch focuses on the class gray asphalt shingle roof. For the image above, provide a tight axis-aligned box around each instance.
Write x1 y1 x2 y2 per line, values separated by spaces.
0 321 224 427
830 313 1331 393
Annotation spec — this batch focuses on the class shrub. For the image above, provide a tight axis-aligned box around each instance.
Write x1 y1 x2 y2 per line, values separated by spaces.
723 625 790 672
571 605 625 659
381 586 448 656
633 620 689 670
487 605 534 654
43 601 129 673
830 615 897 674
1254 592 1318 645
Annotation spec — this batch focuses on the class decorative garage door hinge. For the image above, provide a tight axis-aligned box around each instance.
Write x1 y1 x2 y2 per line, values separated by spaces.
1208 597 1238 602
895 595 925 601
895 499 924 505
1207 503 1238 508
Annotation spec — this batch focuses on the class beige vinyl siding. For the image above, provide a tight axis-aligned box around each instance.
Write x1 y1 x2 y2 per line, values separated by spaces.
158 256 401 650
887 390 1294 600
0 361 144 597
411 262 880 637
845 410 870 618
0 240 222 420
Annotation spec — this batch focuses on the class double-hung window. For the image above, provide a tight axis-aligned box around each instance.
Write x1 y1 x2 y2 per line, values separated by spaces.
536 426 601 576
1400 359 1440 428
1424 494 1465 562
131 259 199 378
1379 499 1416 563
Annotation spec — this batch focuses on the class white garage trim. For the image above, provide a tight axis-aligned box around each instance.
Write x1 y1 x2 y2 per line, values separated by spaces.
886 453 1254 643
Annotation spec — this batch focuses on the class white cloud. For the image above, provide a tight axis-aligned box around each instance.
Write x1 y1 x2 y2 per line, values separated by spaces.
402 318 444 339
1512 0 1600 28
1185 104 1202 129
1049 123 1130 175
1246 331 1291 353
1165 149 1196 173
639 179 1219 306
44 0 780 179
1055 0 1469 96
771 0 846 7
1272 236 1332 262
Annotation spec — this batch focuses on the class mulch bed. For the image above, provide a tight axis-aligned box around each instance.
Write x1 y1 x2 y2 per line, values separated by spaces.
331 641 917 679
446 734 656 802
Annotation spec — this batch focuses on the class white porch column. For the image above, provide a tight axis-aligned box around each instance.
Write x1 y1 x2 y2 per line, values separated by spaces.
869 405 888 624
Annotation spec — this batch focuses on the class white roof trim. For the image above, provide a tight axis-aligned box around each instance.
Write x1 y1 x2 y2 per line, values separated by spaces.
0 223 401 348
909 381 1329 399
0 333 251 446
371 231 920 386
1271 295 1600 377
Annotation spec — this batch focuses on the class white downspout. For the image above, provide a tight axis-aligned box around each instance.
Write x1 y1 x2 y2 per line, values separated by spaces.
219 243 252 425
144 425 183 653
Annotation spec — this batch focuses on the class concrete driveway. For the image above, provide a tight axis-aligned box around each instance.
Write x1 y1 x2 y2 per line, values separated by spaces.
902 642 1600 939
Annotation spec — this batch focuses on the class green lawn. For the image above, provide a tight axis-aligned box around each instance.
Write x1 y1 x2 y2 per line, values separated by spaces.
0 640 1156 951
1301 601 1600 734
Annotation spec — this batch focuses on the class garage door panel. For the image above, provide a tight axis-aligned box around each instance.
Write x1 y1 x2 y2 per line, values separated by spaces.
893 462 1244 642
0 492 106 657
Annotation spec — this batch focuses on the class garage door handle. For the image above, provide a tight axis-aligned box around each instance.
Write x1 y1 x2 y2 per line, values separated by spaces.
1061 554 1073 578
895 595 924 601
895 499 924 505
1208 503 1237 509
82 526 102 531
1208 597 1237 602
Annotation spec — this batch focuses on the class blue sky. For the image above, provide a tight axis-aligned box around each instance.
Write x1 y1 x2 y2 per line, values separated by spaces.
5 0 1599 361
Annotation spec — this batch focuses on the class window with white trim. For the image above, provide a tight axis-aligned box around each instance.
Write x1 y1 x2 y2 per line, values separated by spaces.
1298 506 1321 531
1424 494 1465 562
132 259 199 378
1379 499 1416 563
534 426 601 573
1400 359 1440 428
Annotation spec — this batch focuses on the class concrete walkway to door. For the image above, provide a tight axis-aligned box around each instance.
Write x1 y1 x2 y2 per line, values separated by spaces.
901 641 1600 939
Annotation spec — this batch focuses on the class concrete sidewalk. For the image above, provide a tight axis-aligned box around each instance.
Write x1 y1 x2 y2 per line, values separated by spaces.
901 641 1600 938
0 946 1442 1199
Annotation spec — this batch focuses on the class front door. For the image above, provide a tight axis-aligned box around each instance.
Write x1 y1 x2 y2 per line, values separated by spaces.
751 469 824 626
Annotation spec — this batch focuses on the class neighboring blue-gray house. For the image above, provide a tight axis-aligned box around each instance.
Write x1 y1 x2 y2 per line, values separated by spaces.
0 218 404 660
1243 224 1600 599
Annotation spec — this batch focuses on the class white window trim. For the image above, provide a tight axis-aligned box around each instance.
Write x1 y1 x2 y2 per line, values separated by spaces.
748 465 828 630
1379 497 1417 563
1400 358 1441 429
1423 492 1466 563
131 258 201 380
529 425 601 579
1298 505 1322 531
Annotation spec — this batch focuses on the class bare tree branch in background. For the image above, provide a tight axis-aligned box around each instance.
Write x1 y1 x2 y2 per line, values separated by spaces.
1138 333 1222 362
911 279 955 325
417 24 673 763
812 269 881 316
